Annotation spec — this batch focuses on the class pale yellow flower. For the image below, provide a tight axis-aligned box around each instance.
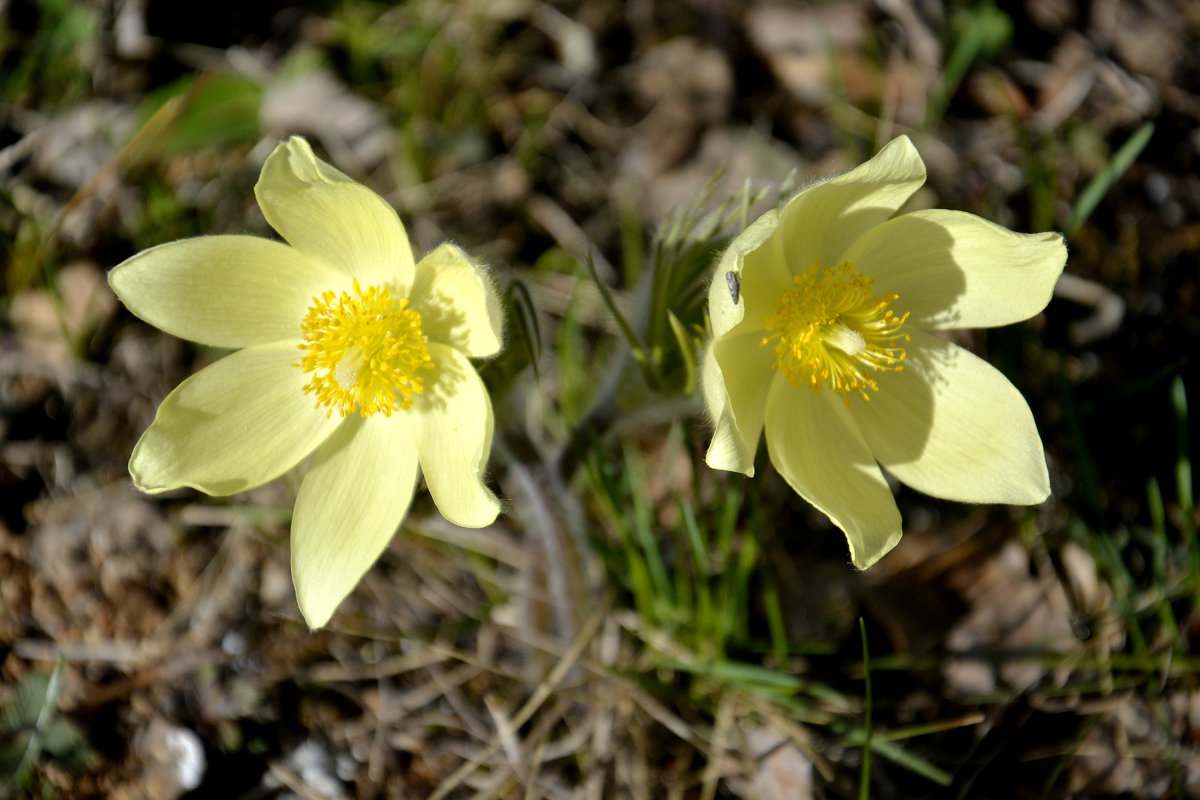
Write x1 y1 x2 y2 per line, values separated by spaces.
110 137 503 628
703 136 1065 568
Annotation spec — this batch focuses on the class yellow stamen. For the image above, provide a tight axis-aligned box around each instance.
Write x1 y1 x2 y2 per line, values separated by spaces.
761 261 909 401
297 279 433 418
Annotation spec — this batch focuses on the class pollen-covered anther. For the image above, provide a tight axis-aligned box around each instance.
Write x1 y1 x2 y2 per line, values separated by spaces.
761 261 909 401
297 279 433 418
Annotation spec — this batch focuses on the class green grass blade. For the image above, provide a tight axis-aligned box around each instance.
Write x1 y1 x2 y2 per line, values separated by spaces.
505 279 542 379
927 1 1012 129
584 251 642 358
624 448 673 613
1066 122 1154 236
1171 376 1195 547
679 501 714 638
1040 715 1101 800
834 720 954 787
761 576 789 669
868 738 952 786
10 656 67 788
617 180 646 287
859 618 873 800
665 659 804 691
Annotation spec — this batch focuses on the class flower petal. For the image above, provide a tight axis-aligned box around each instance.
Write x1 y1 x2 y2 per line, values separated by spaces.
291 415 420 628
737 221 796 336
108 236 340 348
777 136 926 273
852 331 1050 505
412 342 500 528
129 342 342 495
255 136 415 290
702 332 776 476
709 209 782 339
841 209 1067 329
764 381 902 568
410 243 503 358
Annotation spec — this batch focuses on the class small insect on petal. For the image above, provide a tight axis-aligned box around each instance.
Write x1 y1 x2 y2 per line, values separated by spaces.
725 271 740 304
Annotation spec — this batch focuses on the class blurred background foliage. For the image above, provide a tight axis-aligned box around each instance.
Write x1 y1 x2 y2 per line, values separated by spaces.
1 0 1199 797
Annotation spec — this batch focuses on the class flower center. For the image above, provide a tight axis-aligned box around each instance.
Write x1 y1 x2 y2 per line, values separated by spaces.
761 261 909 401
297 279 433 418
